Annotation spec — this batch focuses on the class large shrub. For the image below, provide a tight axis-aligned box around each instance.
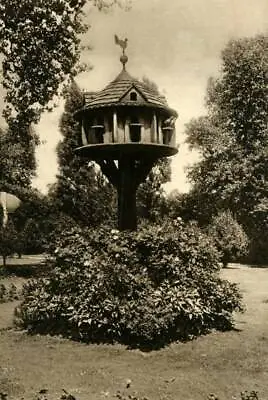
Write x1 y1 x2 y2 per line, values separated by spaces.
15 220 244 347
207 210 249 267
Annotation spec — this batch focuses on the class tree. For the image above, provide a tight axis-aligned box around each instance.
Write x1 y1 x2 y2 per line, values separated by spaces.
142 76 161 95
0 127 37 191
50 79 116 226
0 0 128 124
0 129 47 257
137 158 171 222
207 210 249 268
11 189 56 254
184 35 268 263
0 0 127 187
0 0 89 181
165 189 206 222
0 220 18 267
0 0 89 124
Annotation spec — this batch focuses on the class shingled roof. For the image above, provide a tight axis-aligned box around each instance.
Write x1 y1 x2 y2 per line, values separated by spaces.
82 68 177 116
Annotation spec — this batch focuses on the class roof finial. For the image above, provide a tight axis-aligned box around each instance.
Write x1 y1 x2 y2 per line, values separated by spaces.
114 34 128 69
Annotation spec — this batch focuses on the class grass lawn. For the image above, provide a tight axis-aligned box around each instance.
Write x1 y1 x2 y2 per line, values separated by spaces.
1 255 46 266
0 263 268 400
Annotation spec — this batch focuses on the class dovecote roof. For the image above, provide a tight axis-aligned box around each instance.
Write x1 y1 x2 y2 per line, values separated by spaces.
81 68 177 117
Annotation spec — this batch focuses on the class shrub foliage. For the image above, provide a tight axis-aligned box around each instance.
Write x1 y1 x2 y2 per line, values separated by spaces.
0 283 20 303
207 210 249 267
15 221 244 347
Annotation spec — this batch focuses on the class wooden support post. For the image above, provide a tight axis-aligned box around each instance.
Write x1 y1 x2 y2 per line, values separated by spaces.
97 160 119 188
113 110 118 143
158 117 163 144
81 121 88 145
125 118 130 142
140 117 145 142
103 117 109 143
152 113 157 143
170 129 176 147
97 156 156 231
117 158 138 231
135 158 157 186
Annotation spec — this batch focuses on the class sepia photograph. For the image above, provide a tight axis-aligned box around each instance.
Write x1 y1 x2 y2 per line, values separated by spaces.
0 0 267 399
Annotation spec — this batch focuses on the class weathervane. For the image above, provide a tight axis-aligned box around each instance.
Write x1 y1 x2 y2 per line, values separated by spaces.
114 34 128 69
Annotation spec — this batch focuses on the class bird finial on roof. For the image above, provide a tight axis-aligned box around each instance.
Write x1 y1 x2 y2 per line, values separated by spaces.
114 34 128 69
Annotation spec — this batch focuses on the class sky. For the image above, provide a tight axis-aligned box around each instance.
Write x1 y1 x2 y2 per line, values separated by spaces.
2 0 268 194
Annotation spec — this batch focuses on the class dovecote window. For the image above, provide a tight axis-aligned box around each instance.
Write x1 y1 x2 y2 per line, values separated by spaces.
162 116 175 145
130 116 142 142
91 117 105 143
162 127 173 145
130 92 137 101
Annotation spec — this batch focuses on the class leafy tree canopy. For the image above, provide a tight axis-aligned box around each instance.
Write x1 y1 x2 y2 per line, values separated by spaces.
0 0 88 186
184 34 268 262
0 0 129 185
137 158 171 222
0 0 88 126
0 0 130 125
0 126 37 189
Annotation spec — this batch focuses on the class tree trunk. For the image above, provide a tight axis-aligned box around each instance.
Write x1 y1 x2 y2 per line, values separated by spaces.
3 255 7 268
222 255 229 268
